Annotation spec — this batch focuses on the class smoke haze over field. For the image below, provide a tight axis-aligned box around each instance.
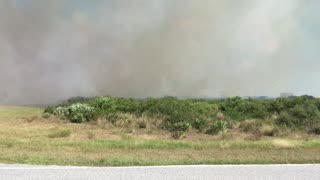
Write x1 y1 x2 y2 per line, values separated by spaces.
0 0 320 104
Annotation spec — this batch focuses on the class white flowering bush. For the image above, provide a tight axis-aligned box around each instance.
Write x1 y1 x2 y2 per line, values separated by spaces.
52 104 95 123
53 107 69 119
67 103 95 123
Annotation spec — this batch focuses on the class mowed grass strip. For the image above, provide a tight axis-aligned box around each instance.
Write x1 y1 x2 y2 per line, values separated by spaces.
1 135 320 151
1 135 320 166
47 139 320 150
0 147 319 166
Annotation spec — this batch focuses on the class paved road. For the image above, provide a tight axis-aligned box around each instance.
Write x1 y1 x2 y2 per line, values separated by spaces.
0 164 319 180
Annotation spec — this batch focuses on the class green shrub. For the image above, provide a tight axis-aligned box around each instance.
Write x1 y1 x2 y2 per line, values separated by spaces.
67 104 96 123
166 121 191 132
207 121 228 135
268 98 294 114
41 113 51 119
219 97 268 120
276 103 320 129
291 105 308 120
91 97 141 115
309 126 320 135
51 104 95 123
303 104 320 127
53 107 69 119
193 118 209 132
276 111 297 128
44 106 56 114
48 128 71 138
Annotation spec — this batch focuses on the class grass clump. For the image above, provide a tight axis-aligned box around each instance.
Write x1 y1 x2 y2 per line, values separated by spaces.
239 120 260 133
171 131 187 139
260 125 278 137
87 131 96 139
48 128 71 138
207 121 228 135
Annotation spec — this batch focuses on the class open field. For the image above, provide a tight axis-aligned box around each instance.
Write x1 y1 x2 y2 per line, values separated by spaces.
0 106 320 166
0 106 43 122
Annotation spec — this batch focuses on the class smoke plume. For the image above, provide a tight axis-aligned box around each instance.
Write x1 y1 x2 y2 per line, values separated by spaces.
0 0 319 105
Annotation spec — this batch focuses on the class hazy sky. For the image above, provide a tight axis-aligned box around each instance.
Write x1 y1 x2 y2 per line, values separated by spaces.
0 0 319 104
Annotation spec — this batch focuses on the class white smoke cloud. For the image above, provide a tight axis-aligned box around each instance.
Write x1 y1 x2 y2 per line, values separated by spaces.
0 0 318 105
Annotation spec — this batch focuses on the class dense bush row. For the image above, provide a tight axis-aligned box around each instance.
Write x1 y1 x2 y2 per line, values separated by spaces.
44 96 320 134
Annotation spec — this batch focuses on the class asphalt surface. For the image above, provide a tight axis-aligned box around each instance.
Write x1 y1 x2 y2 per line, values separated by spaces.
0 164 319 180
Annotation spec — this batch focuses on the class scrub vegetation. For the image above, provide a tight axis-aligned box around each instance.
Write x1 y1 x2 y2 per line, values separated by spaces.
45 95 320 138
0 96 320 166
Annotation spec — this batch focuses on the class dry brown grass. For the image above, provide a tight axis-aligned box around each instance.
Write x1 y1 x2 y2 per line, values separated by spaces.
272 139 296 149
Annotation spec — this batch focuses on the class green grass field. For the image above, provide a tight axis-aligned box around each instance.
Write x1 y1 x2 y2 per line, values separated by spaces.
0 106 320 166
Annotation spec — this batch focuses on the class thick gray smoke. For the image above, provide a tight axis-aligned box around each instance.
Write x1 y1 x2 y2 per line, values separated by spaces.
0 0 319 105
